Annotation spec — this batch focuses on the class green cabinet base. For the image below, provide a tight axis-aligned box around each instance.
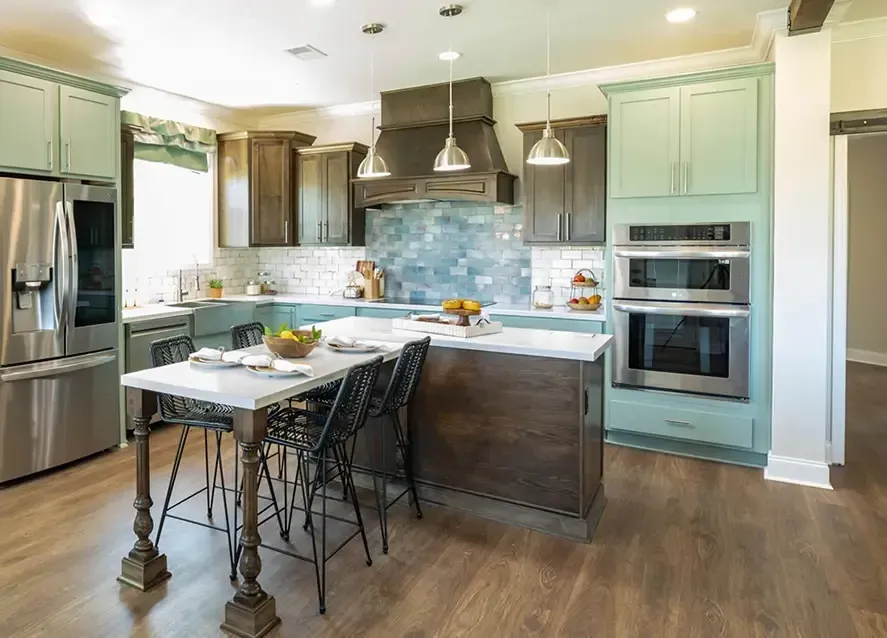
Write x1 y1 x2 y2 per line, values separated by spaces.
606 429 767 469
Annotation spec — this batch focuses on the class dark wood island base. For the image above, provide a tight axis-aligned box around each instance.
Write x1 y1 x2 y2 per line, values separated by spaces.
408 347 607 542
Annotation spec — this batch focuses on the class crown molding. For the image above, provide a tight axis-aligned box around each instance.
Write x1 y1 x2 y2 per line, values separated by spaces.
260 9 785 125
832 16 887 43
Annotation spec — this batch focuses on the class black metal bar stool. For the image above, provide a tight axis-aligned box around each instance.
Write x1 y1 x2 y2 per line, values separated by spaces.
262 355 383 615
150 335 238 578
365 336 431 554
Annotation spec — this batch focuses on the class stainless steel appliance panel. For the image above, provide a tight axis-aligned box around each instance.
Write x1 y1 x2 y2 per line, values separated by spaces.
612 222 751 246
0 178 65 366
613 246 751 304
612 300 751 400
0 349 120 483
125 318 191 374
64 183 118 356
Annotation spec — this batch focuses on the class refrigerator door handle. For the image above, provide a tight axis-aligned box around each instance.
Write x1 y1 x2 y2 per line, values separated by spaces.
64 200 78 326
53 201 69 331
0 351 116 382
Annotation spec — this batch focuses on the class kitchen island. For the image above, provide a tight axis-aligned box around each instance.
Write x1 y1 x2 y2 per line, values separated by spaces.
315 317 613 542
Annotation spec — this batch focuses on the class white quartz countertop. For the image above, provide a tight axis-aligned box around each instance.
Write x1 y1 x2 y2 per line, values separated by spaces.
120 341 405 411
122 295 606 324
317 317 613 363
121 305 193 324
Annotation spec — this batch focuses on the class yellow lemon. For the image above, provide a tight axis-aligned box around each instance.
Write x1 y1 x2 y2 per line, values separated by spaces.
280 330 295 340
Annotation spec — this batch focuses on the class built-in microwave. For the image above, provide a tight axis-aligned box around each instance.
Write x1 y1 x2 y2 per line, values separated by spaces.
612 222 752 401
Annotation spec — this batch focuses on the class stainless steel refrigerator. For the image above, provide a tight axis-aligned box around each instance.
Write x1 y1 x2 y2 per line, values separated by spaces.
0 177 120 483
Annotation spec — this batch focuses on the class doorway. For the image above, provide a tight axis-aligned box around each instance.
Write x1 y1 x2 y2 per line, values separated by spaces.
830 125 887 483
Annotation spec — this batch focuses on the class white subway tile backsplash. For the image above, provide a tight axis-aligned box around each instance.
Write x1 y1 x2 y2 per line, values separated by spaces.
530 245 606 306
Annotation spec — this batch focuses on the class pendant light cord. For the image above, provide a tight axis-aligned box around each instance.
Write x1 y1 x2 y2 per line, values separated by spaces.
370 30 377 151
545 6 552 128
448 30 454 139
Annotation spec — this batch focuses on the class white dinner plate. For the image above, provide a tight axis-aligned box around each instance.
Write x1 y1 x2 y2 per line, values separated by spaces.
324 340 382 353
246 365 308 378
189 356 239 369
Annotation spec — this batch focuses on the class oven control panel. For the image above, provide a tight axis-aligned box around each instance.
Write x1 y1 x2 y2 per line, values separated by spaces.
628 224 732 242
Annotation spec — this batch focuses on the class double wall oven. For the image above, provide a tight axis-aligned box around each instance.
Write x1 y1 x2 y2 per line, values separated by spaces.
612 222 751 400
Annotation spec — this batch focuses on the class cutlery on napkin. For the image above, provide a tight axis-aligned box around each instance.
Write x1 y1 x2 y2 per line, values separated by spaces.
326 336 357 347
221 350 251 364
241 354 313 376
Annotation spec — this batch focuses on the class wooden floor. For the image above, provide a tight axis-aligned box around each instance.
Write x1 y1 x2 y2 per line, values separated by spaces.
2 363 887 637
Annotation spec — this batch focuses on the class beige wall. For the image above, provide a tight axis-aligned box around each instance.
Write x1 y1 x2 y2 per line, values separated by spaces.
847 134 887 356
122 86 254 133
832 34 887 112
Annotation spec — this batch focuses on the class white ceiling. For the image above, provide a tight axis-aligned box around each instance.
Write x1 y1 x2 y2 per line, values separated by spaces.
844 0 887 21
0 0 790 110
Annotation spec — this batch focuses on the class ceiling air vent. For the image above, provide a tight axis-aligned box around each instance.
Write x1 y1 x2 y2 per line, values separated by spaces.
285 44 328 61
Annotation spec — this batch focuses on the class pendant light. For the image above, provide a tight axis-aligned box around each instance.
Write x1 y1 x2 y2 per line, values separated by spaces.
357 22 391 178
433 4 470 172
527 6 570 166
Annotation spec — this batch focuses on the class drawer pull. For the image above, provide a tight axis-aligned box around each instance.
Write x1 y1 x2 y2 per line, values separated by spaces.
665 419 695 429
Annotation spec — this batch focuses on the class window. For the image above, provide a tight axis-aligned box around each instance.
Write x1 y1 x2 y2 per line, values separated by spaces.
130 157 214 268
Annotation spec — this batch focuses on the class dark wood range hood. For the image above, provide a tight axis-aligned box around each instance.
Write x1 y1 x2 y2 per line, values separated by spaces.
353 77 516 207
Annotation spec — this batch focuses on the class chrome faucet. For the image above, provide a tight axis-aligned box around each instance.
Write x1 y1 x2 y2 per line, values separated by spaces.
193 257 201 296
175 270 188 303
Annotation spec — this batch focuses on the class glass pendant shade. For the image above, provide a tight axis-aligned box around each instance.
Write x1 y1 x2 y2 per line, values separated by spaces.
527 127 570 166
357 147 390 178
433 136 470 172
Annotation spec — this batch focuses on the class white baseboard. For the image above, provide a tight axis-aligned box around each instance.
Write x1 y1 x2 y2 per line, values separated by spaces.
764 454 833 489
846 348 887 367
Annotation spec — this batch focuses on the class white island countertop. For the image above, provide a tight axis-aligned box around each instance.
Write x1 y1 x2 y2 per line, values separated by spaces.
318 316 613 363
122 295 606 325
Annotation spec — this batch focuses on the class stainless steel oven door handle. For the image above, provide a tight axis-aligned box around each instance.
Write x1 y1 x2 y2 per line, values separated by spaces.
613 248 750 259
612 301 750 318
0 352 116 382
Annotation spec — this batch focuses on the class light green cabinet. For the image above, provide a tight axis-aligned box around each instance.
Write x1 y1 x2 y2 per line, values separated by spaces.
254 304 296 332
609 87 680 198
59 86 117 180
0 71 55 173
606 75 760 199
680 79 758 196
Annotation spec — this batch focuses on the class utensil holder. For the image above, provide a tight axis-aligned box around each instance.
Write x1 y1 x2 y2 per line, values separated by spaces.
364 278 382 300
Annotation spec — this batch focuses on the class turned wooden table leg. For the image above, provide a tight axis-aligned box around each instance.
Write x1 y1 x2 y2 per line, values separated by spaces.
222 407 281 638
118 387 170 591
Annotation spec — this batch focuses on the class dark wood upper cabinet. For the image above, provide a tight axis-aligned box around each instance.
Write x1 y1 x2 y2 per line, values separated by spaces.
296 143 367 246
218 130 316 248
517 116 607 245
120 124 135 249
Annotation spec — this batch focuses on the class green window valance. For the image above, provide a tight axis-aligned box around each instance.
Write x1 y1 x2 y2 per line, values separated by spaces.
122 111 216 172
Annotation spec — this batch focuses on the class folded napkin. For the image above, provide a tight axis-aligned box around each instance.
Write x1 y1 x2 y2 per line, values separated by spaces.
327 336 357 347
221 350 250 364
241 354 313 376
191 348 223 361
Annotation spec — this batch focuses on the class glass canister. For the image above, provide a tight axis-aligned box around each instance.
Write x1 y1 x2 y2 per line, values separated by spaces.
532 285 554 309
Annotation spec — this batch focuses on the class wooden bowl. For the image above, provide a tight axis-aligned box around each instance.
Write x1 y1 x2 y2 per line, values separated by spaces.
567 302 602 312
263 332 318 358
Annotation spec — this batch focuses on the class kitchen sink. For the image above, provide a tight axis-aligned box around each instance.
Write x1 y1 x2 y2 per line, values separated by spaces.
167 299 255 338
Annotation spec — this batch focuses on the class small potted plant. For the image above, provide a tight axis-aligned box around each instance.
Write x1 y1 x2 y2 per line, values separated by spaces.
208 278 224 299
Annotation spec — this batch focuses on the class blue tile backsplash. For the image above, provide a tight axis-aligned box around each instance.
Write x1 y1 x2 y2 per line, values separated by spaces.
366 203 531 303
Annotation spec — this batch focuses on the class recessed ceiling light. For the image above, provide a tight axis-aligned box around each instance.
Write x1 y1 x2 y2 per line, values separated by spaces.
666 7 696 23
438 50 461 61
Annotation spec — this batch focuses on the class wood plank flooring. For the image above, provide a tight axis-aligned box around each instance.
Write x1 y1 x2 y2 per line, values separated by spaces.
1 362 886 637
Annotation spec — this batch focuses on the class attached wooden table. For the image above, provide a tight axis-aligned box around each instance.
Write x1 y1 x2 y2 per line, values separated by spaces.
117 340 405 638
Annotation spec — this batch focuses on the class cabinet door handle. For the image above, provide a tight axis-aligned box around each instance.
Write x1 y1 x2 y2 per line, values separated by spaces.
665 419 695 429
670 163 677 195
285 220 289 243
47 140 52 169
556 213 563 242
65 141 71 171
323 221 329 242
317 221 322 242
682 161 689 195
566 213 572 241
